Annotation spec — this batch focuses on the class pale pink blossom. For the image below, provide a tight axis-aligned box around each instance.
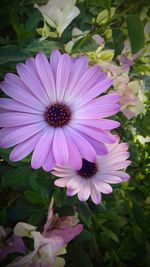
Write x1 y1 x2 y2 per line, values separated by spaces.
7 231 65 267
116 80 145 119
117 39 143 71
0 225 26 262
53 137 131 204
7 199 83 267
43 197 83 243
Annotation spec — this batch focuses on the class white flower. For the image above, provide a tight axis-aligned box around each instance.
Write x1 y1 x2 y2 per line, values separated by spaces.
34 0 80 37
8 223 66 267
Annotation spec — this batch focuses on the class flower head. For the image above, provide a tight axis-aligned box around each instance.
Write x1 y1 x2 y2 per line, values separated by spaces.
53 137 131 204
0 50 120 171
34 0 80 37
43 197 83 244
117 39 143 71
7 230 65 267
7 198 83 267
0 225 26 262
116 80 145 119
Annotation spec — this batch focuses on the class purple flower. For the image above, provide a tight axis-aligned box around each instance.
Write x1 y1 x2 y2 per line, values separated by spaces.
7 232 65 267
0 50 120 171
0 226 26 262
117 55 133 71
7 199 83 267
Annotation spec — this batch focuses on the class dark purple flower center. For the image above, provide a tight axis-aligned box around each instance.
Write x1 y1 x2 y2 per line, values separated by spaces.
77 159 97 179
45 103 71 127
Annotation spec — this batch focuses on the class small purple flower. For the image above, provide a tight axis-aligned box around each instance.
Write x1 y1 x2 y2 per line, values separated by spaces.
117 55 133 71
0 50 120 171
0 229 26 262
7 200 83 267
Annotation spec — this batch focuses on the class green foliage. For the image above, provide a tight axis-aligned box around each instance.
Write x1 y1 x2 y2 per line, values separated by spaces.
126 15 145 54
0 0 150 267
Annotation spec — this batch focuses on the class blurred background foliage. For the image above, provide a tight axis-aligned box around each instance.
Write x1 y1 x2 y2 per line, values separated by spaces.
0 0 150 266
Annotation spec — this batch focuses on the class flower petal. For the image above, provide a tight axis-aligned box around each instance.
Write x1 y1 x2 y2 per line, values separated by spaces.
78 180 91 201
93 180 113 194
63 56 88 102
0 98 42 114
72 119 120 129
0 112 43 127
95 173 122 184
75 103 120 119
4 73 30 92
64 127 82 170
67 176 83 190
56 54 71 101
70 66 100 101
7 250 37 267
17 63 50 106
42 150 55 172
0 122 47 148
53 128 69 166
92 93 120 105
67 187 79 196
9 131 44 162
74 74 112 107
26 57 38 74
0 81 45 111
31 127 54 169
107 171 130 181
54 177 71 187
66 126 96 162
90 185 101 204
50 49 61 78
36 52 56 102
71 123 116 144
77 131 108 155
101 160 132 171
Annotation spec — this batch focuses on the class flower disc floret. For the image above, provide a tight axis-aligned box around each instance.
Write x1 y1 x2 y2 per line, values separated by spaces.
45 103 71 127
77 159 97 179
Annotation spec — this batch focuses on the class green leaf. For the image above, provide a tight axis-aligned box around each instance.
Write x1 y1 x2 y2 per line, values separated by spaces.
8 199 34 221
0 209 7 225
102 226 119 243
71 36 98 54
2 166 31 187
0 40 61 65
118 237 137 260
26 40 61 55
86 0 111 10
27 209 46 225
0 45 29 64
126 15 145 54
25 11 42 32
9 7 24 37
24 191 47 205
76 229 93 242
54 188 64 208
67 245 93 267
77 202 92 227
